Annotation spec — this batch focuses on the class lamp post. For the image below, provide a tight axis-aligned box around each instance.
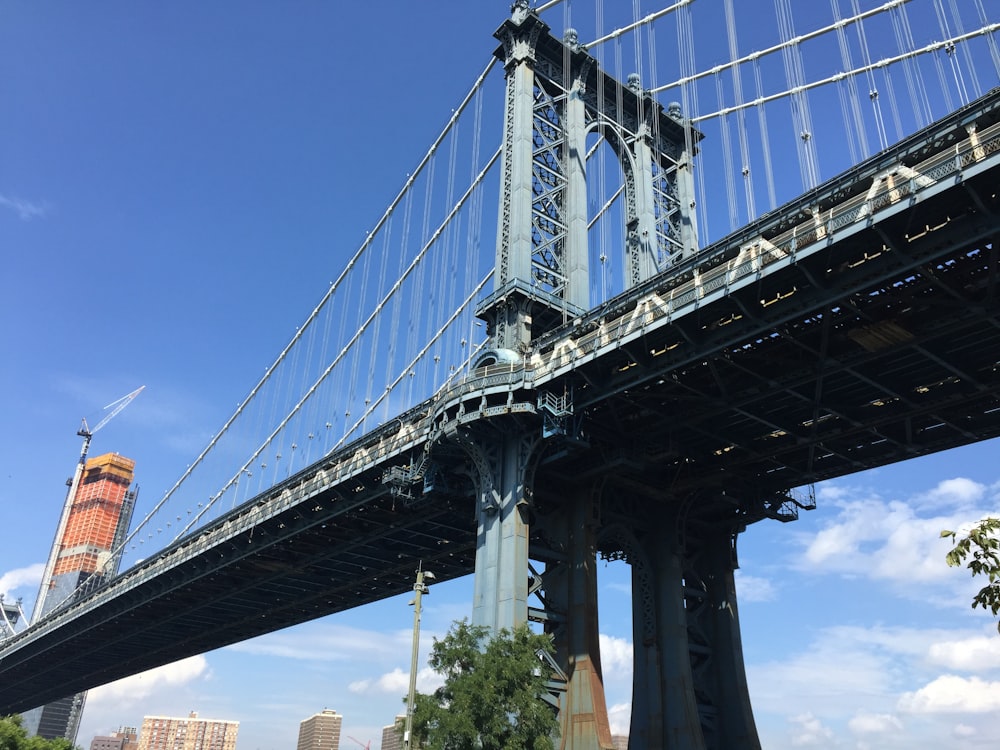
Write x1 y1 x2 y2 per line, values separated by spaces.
404 565 434 750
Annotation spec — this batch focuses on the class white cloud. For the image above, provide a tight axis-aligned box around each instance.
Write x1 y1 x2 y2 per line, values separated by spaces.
801 499 941 580
598 634 633 674
78 656 211 742
913 478 986 510
603 581 631 595
228 622 409 662
350 666 441 696
373 667 408 693
794 483 1000 593
898 675 1000 714
816 484 850 502
87 655 210 708
748 629 894 715
735 573 777 602
0 563 44 599
928 635 1000 672
789 712 834 746
607 701 631 737
848 712 903 734
953 723 976 738
0 193 47 220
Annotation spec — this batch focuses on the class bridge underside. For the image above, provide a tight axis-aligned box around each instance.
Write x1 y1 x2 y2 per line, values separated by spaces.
545 173 1000 508
0 479 480 714
2 104 999 749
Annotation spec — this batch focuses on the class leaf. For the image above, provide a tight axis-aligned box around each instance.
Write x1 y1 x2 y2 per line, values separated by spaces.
945 518 1000 634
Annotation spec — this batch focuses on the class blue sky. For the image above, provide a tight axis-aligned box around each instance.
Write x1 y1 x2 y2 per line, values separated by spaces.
2 2 1000 749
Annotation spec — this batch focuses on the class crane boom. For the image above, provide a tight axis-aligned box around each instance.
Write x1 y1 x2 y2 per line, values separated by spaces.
80 385 146 437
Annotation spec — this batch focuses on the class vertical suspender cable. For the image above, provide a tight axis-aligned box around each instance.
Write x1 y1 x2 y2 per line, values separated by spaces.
972 0 1000 79
676 0 707 243
929 0 957 113
946 0 978 100
752 57 778 212
716 70 738 233
362 216 394 432
417 154 437 394
878 55 905 143
890 0 932 128
400 189 418 404
440 114 463 374
851 0 888 150
725 0 755 221
831 0 863 163
463 85 486 377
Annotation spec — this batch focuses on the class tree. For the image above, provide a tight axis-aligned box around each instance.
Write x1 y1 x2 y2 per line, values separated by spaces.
408 620 559 750
942 517 1000 633
0 715 76 750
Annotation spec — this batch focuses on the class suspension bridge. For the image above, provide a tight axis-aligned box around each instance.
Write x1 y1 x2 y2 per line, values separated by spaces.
3 1 999 748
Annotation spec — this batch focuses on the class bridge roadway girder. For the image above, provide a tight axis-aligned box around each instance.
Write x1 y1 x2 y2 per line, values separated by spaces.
0 455 480 715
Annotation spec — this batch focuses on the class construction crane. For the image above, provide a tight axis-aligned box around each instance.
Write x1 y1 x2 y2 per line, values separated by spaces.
346 737 371 750
32 386 145 620
78 386 146 444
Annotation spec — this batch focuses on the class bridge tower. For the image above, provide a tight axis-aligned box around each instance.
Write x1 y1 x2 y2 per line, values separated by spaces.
476 1 700 359
463 4 758 750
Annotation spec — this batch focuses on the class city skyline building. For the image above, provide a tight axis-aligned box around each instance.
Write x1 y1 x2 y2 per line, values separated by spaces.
90 726 138 750
24 451 138 744
296 709 342 750
379 717 404 750
136 712 238 750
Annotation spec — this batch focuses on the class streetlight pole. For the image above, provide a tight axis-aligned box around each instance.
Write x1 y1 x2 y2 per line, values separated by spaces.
404 564 434 750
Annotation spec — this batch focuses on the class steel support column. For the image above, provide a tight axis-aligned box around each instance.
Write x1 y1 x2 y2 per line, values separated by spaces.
488 2 544 351
685 527 760 750
626 91 661 286
468 429 536 631
633 516 702 749
563 55 591 311
540 489 614 750
602 506 760 750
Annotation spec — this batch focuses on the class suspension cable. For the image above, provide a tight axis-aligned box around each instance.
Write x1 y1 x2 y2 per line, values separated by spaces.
169 146 503 541
687 23 999 123
119 57 500 557
584 0 692 50
334 272 493 451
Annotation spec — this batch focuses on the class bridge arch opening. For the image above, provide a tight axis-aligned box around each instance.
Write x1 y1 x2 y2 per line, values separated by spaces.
595 555 635 740
583 121 633 308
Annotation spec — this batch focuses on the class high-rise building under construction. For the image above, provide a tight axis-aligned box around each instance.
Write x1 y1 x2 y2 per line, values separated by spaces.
24 451 138 744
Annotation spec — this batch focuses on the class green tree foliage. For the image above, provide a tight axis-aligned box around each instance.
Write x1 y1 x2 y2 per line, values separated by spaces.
942 517 1000 633
409 620 558 750
0 715 76 750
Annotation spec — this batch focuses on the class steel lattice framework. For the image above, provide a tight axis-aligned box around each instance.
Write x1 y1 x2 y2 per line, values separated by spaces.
478 5 700 355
